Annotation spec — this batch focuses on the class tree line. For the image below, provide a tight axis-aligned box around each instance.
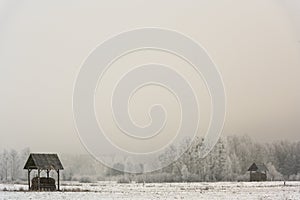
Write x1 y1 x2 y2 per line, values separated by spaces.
105 135 300 182
1 135 300 183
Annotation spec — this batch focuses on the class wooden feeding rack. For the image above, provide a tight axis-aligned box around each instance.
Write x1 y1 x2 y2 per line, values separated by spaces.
23 153 64 191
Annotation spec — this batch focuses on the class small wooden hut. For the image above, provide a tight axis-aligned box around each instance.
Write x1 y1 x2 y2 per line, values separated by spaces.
23 153 64 191
247 163 268 181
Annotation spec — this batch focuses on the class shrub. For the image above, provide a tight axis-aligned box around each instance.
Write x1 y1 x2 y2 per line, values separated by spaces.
79 176 95 183
117 177 131 184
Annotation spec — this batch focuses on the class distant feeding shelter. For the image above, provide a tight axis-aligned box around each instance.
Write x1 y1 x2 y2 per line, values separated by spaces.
24 153 64 191
247 163 268 182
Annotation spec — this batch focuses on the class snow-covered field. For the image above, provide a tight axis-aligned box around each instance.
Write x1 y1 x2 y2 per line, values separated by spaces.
0 181 299 200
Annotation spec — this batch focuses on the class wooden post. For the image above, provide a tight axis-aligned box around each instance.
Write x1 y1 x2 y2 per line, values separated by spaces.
37 169 40 191
47 169 50 178
27 169 31 190
57 169 60 191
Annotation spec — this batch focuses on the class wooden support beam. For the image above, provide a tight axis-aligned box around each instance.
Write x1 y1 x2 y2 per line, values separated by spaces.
27 169 31 190
57 169 60 191
37 169 40 191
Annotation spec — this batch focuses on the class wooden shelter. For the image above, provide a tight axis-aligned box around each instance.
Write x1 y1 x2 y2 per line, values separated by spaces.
247 163 268 181
23 153 64 191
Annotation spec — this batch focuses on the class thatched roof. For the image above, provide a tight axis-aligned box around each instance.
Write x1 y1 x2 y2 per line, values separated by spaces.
24 153 63 170
247 163 268 172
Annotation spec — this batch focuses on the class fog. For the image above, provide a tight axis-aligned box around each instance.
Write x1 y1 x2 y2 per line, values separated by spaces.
0 0 299 154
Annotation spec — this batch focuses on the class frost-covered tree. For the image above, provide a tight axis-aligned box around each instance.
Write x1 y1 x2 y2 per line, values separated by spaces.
1 150 9 181
266 162 283 181
9 149 19 181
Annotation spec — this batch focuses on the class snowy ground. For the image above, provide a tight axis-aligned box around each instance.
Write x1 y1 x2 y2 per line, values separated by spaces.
0 181 299 200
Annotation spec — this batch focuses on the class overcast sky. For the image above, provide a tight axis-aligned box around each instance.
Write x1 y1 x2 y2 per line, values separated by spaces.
0 0 299 154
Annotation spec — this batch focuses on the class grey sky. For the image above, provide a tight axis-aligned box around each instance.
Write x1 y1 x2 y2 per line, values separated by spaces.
0 0 299 154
